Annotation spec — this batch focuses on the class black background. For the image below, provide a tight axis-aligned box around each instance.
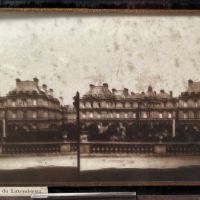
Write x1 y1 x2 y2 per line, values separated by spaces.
1 0 200 9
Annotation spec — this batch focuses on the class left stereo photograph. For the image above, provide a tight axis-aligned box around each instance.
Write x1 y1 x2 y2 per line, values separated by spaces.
0 13 80 186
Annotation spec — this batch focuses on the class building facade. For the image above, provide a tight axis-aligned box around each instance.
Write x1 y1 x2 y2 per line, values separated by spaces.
0 78 64 142
76 80 200 141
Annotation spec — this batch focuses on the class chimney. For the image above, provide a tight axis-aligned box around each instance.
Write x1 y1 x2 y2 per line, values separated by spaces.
131 92 135 96
170 91 173 97
59 96 63 104
49 88 53 96
33 77 39 86
16 78 21 88
89 84 95 89
160 89 164 93
141 92 145 95
103 83 108 88
123 88 129 96
112 88 117 94
148 85 152 92
42 84 47 92
188 79 193 87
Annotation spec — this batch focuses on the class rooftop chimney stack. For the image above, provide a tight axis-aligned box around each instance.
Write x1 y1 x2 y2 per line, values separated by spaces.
49 88 54 96
103 83 108 88
160 89 165 93
112 88 117 94
42 84 47 92
148 85 153 92
188 79 193 87
59 96 63 104
170 91 173 97
16 78 21 87
123 88 129 96
89 84 95 89
33 77 39 86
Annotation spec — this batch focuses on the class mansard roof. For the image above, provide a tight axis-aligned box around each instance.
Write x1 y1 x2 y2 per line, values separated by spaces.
180 79 200 97
82 83 173 101
7 78 60 103
187 79 200 93
83 83 114 99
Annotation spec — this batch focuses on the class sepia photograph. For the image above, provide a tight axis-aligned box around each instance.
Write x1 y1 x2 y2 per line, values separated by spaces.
0 11 200 185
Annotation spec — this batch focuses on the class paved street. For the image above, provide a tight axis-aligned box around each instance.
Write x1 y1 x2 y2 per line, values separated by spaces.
0 154 200 184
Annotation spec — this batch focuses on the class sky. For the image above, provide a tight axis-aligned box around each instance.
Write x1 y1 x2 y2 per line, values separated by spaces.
0 13 200 104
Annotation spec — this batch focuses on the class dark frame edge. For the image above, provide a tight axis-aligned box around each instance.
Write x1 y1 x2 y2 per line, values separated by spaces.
0 8 200 15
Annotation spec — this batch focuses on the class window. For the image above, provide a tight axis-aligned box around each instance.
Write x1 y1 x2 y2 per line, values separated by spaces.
133 113 136 118
82 113 86 119
22 99 27 106
12 113 16 119
97 113 101 118
183 113 187 119
89 113 93 118
80 102 85 108
183 102 187 108
142 112 147 119
32 112 37 119
124 113 128 118
168 113 172 118
12 101 16 107
116 113 120 118
110 113 113 118
159 113 163 118
86 102 91 108
33 99 37 106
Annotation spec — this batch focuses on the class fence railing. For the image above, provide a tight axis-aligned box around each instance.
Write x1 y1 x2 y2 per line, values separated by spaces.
1 141 200 155
79 142 200 155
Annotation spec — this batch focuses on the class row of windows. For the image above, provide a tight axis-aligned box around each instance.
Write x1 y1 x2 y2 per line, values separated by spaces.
0 98 60 109
0 111 62 120
80 112 173 119
80 111 200 120
80 102 175 109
